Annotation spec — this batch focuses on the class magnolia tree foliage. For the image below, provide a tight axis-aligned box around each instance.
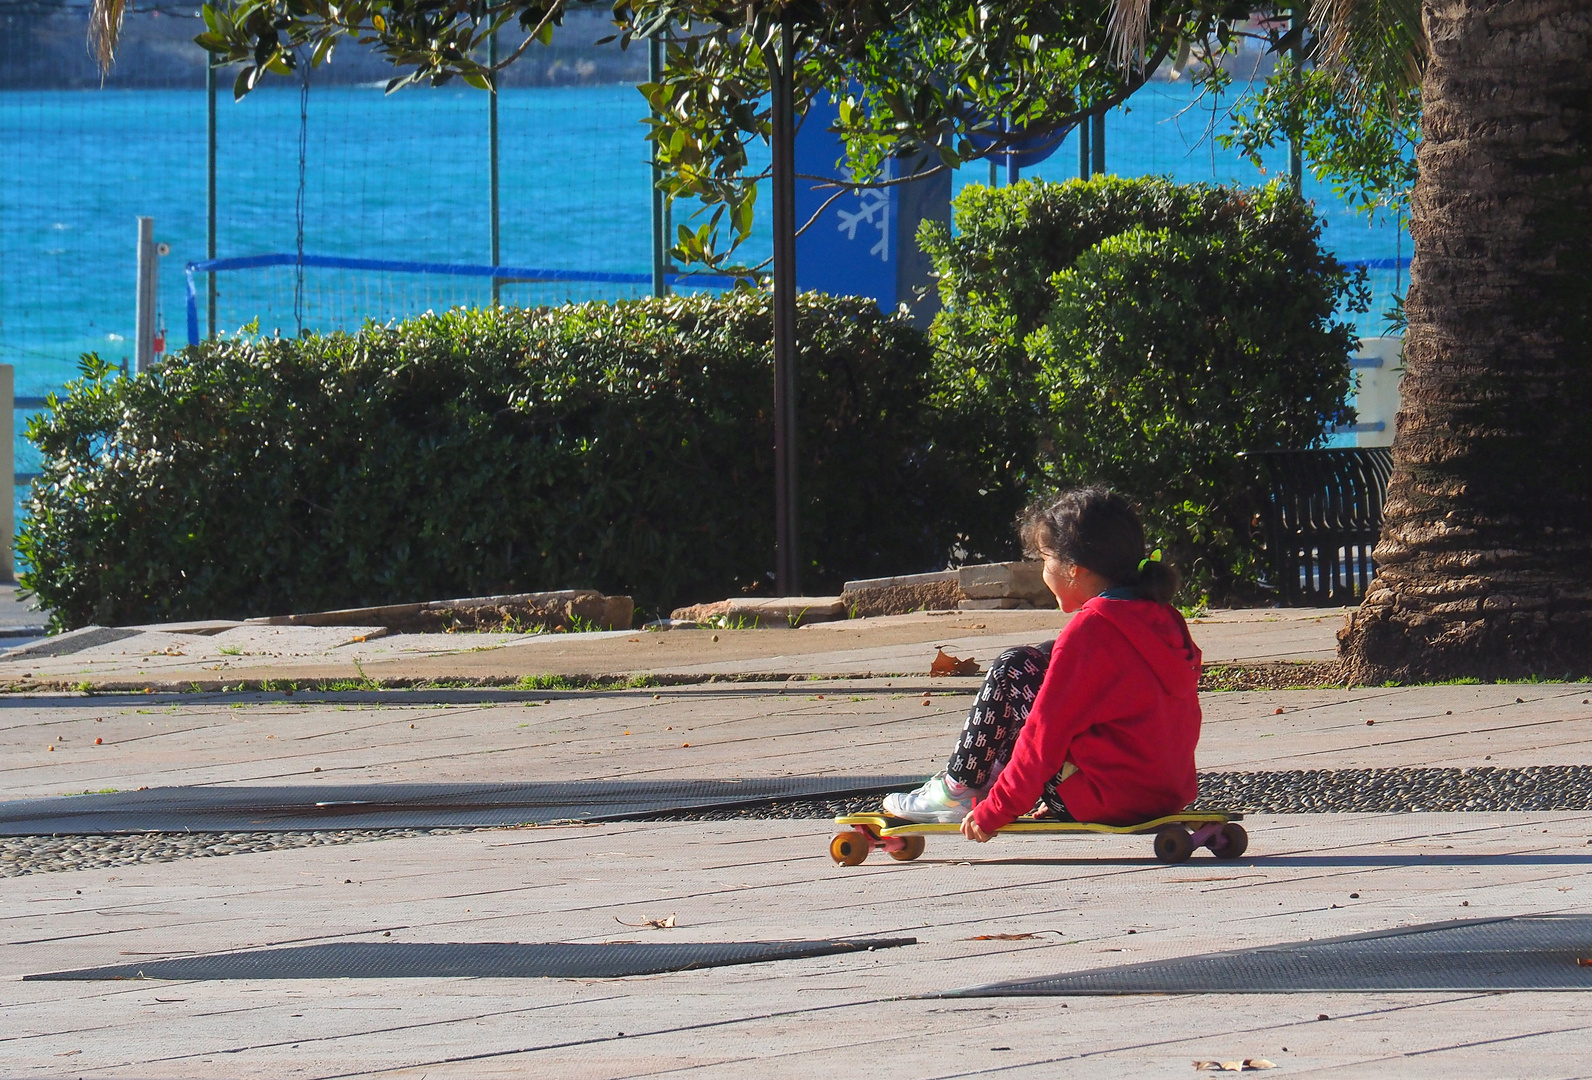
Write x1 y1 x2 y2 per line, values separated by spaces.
83 0 1422 267
1224 59 1420 221
174 0 1416 267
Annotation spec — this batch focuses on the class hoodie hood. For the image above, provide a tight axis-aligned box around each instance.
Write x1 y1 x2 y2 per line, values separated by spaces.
1084 598 1202 696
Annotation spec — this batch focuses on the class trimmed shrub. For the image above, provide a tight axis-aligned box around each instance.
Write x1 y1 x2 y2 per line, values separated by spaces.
20 293 999 630
921 176 1365 599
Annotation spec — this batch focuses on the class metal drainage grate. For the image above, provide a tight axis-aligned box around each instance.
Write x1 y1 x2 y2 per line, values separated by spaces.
0 776 922 834
26 937 915 981
938 916 1592 996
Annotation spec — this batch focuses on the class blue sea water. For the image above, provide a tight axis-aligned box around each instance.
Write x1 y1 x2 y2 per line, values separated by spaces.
0 77 1408 497
0 83 671 393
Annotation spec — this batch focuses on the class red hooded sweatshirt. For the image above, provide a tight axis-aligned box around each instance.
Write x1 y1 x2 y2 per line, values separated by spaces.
971 597 1203 832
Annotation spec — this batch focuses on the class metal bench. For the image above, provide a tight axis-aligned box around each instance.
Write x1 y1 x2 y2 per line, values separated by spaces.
1251 448 1394 606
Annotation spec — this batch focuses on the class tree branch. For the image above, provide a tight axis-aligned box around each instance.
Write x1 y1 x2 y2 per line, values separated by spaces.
491 0 570 71
793 185 854 238
795 162 949 189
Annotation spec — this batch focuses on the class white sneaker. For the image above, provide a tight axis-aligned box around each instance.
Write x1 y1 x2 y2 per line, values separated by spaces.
882 774 975 823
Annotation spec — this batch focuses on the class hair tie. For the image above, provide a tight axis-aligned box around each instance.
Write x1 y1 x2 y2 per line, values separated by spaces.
1137 548 1162 574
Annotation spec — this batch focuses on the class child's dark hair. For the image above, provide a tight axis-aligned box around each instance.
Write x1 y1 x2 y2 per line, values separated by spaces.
1020 487 1181 605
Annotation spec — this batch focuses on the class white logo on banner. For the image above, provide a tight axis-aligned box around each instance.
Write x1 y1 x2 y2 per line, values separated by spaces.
833 161 892 261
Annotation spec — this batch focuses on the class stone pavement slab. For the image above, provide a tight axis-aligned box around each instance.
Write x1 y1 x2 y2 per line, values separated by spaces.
0 584 45 632
4 813 1592 1078
0 607 1345 690
2 681 1590 801
3 607 1590 1078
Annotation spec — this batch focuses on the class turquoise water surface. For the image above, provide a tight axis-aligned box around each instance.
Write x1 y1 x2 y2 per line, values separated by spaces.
0 78 1409 485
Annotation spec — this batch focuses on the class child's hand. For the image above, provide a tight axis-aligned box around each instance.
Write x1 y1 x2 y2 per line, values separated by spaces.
960 811 993 843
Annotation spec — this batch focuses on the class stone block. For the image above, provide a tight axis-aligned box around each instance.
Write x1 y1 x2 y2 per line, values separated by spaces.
841 569 957 593
958 598 1037 611
957 561 1051 603
244 591 635 633
600 595 635 633
841 579 964 618
671 596 845 628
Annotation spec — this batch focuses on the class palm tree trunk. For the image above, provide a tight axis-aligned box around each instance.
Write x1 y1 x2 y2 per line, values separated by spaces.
1339 0 1592 682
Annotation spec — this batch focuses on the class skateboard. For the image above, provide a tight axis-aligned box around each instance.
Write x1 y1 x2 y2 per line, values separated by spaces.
828 811 1247 865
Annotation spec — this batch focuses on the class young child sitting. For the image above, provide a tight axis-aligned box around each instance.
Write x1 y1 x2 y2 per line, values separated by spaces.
882 486 1202 842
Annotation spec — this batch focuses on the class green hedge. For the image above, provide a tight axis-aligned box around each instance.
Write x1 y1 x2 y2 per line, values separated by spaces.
24 178 1366 627
20 293 1003 630
921 176 1365 600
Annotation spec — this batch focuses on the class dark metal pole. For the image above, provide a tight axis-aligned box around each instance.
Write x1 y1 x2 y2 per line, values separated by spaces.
488 30 502 305
206 59 217 339
1078 112 1091 179
769 19 799 595
1091 110 1105 175
1289 5 1303 192
649 33 668 297
989 110 1003 187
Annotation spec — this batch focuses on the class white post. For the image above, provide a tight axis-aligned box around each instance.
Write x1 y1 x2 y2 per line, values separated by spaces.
0 364 14 584
135 216 158 373
1350 336 1405 447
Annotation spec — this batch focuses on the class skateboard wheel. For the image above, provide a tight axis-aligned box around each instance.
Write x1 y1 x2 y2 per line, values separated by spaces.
830 830 872 866
1154 825 1194 864
1210 822 1249 860
888 835 926 862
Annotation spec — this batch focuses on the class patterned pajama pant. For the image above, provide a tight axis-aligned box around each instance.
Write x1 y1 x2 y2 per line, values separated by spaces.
945 641 1073 819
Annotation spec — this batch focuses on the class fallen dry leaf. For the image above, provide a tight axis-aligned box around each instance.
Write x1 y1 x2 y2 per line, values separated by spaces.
930 648 981 677
1245 1061 1277 1071
616 913 677 929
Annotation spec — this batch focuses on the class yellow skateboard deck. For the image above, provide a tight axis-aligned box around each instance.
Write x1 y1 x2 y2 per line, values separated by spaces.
834 811 1237 837
828 811 1246 865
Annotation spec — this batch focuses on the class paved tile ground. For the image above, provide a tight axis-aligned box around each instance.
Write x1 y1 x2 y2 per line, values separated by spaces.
3 610 1592 1078
3 681 1589 800
0 607 1343 690
5 813 1592 1078
0 585 45 632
